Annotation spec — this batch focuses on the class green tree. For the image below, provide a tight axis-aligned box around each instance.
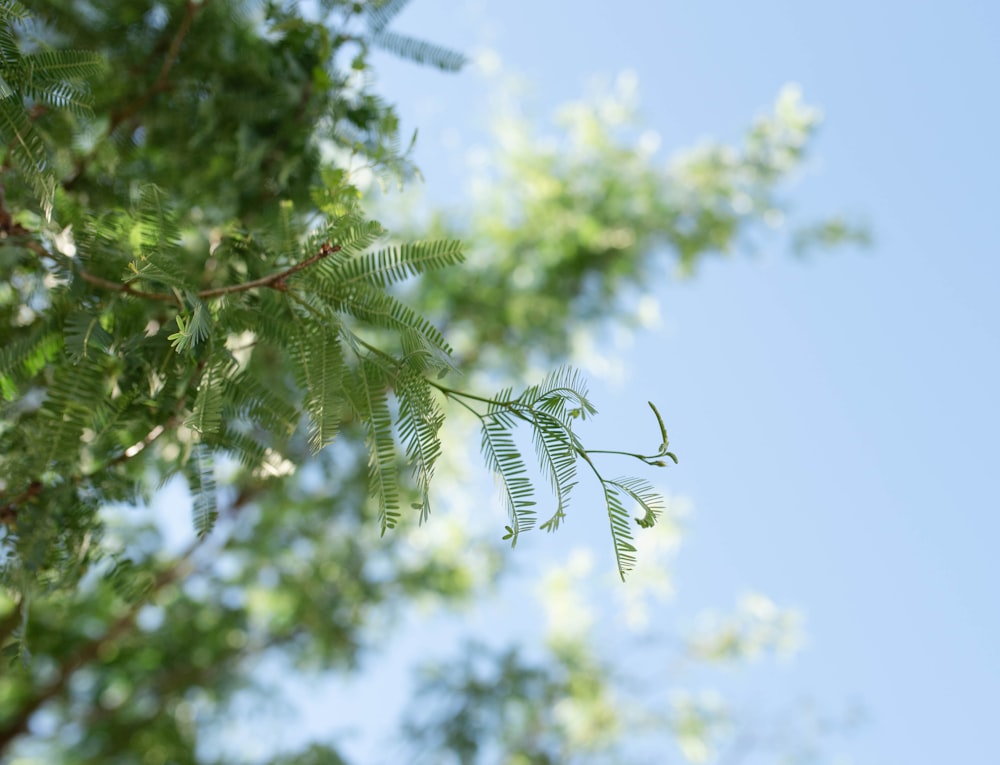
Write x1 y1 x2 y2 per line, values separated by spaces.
0 2 861 762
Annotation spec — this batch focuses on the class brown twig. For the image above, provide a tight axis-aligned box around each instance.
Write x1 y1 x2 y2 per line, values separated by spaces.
0 360 206 529
81 268 185 303
19 235 340 304
199 241 340 296
14 236 182 304
0 481 41 529
64 0 207 188
149 1 201 96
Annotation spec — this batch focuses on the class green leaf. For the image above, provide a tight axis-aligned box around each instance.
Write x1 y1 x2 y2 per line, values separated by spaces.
291 327 346 452
396 368 443 522
344 358 400 534
215 426 270 469
329 219 386 260
530 409 578 528
365 0 411 33
64 312 113 362
601 480 638 580
319 282 453 355
37 357 106 467
0 95 54 206
0 326 61 390
520 366 597 427
372 31 466 71
169 302 212 354
332 239 464 288
480 413 536 544
128 185 190 289
223 372 300 442
186 360 228 435
187 443 218 537
167 315 188 351
0 1 28 23
609 476 665 530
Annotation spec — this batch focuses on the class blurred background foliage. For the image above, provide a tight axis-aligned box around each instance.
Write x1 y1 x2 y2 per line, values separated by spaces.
0 1 863 762
405 76 867 375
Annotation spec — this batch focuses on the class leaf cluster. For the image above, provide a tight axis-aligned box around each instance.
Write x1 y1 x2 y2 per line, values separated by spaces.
443 369 674 579
0 0 101 210
411 82 868 374
0 2 862 762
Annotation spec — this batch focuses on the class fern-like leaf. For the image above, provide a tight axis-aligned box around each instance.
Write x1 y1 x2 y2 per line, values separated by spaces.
269 199 300 261
365 0 411 33
396 368 443 521
372 31 466 72
290 328 346 452
332 239 464 288
0 326 61 386
330 219 386 259
223 372 300 441
64 311 112 362
169 301 211 353
216 425 270 468
187 443 217 537
185 359 228 435
601 480 638 580
520 366 597 426
0 0 28 23
345 359 400 534
20 49 103 86
0 2 26 77
399 326 456 377
38 357 105 467
320 282 453 355
530 410 578 532
609 476 665 529
26 80 92 115
0 95 54 205
480 413 536 543
74 209 130 269
128 185 190 289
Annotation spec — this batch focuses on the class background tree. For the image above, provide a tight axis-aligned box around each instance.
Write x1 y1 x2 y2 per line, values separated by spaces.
0 1 860 762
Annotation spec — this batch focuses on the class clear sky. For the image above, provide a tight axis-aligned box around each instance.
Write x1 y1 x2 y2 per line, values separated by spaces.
352 1 1000 763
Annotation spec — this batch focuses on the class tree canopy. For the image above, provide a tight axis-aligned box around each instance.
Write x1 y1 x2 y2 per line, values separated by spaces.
0 1 862 762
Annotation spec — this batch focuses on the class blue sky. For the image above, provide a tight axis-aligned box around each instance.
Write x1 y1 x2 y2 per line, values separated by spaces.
356 1 1000 763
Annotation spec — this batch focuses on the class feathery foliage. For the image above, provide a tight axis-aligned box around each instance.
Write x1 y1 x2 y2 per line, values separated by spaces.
397 366 444 521
187 443 218 538
0 1 861 762
372 30 467 72
364 0 466 70
366 0 415 33
436 369 672 577
0 0 669 589
0 2 100 210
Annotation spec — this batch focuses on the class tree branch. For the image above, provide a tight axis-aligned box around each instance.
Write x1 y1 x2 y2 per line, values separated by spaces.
197 241 340 297
0 481 41 529
63 0 207 188
14 235 340 304
148 0 201 99
0 481 265 755
0 547 196 754
0 361 205 530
